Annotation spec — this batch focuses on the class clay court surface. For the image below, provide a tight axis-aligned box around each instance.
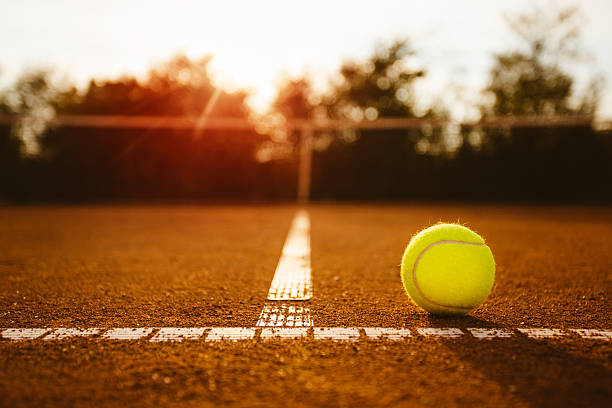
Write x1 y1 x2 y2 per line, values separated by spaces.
0 204 611 407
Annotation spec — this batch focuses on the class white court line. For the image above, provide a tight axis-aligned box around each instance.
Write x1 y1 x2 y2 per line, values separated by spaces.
150 328 208 342
256 305 313 327
1 327 610 342
43 328 101 340
517 328 565 339
261 327 309 340
102 328 155 340
467 328 514 339
266 210 312 301
1 328 49 341
364 328 411 340
313 327 361 341
255 210 313 327
570 329 612 340
416 328 464 338
205 327 256 341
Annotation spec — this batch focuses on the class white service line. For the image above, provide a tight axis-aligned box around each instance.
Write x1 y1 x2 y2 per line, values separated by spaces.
364 328 412 340
416 328 464 338
261 327 309 340
266 210 312 301
2 327 611 342
517 328 565 339
101 327 155 340
43 328 101 340
313 327 361 341
570 329 612 340
255 210 313 328
1 328 49 341
205 327 256 341
150 328 208 342
467 328 514 339
256 305 313 327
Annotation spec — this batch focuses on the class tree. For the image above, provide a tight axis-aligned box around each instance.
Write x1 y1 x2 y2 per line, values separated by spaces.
272 77 314 120
68 55 250 118
259 77 315 160
310 40 442 199
324 39 425 120
462 4 609 201
483 5 600 117
0 55 279 201
0 69 73 155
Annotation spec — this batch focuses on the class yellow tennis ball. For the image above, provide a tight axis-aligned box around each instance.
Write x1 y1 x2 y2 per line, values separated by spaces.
400 223 495 315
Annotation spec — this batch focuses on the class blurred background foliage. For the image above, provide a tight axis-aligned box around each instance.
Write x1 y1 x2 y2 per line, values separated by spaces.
0 5 610 202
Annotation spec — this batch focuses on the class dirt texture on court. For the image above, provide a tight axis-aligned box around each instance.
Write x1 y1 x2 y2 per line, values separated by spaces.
1 204 611 408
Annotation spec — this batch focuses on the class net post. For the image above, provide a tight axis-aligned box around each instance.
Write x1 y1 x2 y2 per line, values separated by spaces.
297 125 313 203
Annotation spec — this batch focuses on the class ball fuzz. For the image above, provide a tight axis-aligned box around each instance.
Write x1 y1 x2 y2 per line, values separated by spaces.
400 223 495 315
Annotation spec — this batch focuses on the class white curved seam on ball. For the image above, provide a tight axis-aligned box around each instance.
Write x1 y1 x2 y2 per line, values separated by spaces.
412 240 486 310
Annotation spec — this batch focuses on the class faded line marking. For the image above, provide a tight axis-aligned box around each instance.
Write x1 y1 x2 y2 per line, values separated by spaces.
467 328 514 339
364 328 411 340
102 328 155 340
570 329 612 340
205 327 256 342
1 327 610 342
150 328 208 342
517 328 565 339
417 328 464 338
266 210 312 301
1 328 49 341
256 304 313 327
260 327 309 340
313 327 361 341
43 328 101 340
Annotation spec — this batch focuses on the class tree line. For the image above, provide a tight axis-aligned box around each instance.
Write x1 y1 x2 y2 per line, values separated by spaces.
1 5 610 202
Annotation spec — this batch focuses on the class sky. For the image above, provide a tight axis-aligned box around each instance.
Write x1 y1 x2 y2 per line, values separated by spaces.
1 0 611 119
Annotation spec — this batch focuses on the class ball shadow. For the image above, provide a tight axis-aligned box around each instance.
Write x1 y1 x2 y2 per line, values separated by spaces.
425 315 612 408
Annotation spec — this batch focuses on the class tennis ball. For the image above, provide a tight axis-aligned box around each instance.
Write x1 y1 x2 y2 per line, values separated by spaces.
400 223 495 315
